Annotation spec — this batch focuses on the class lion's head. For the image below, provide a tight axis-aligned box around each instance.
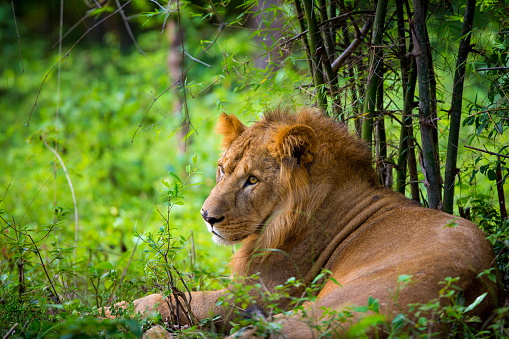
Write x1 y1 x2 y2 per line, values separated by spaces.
201 108 376 258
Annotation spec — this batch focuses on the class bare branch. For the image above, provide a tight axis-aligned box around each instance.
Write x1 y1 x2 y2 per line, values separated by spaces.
476 67 509 71
331 18 373 72
464 145 509 159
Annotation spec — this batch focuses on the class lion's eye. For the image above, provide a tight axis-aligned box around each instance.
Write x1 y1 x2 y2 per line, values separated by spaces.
246 176 258 185
217 165 225 181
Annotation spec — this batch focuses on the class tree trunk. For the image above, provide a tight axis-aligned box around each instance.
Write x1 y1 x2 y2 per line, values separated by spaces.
301 0 327 109
443 0 476 213
413 0 442 209
361 0 388 145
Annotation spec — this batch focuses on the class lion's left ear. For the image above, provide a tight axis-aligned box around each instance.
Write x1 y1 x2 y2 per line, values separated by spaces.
217 113 247 150
270 124 317 165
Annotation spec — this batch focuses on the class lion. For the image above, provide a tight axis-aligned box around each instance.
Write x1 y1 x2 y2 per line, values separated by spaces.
110 108 503 337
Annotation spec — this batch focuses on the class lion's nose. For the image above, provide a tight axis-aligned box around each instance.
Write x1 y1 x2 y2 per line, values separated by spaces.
201 210 225 226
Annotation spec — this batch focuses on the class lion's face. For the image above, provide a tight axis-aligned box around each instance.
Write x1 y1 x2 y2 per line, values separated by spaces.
201 130 282 245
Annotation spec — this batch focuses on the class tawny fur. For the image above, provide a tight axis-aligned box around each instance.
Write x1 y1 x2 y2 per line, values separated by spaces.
106 108 504 338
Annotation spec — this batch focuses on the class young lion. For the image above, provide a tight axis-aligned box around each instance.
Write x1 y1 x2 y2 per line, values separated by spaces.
109 108 503 337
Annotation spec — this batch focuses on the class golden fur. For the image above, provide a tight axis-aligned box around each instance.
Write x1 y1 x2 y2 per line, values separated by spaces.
109 108 503 338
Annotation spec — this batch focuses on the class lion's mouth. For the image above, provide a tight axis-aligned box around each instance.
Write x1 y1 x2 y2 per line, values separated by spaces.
212 229 225 239
256 214 272 233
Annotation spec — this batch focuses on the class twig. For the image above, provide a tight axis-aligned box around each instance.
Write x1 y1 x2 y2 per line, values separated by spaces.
468 107 509 117
131 21 225 142
318 10 375 26
10 0 24 72
114 0 147 57
43 140 79 259
184 50 211 68
2 322 18 339
496 158 508 220
27 1 132 126
331 18 373 72
476 67 509 71
464 145 509 159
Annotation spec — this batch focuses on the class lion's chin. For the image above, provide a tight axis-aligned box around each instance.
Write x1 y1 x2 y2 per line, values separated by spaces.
211 232 248 246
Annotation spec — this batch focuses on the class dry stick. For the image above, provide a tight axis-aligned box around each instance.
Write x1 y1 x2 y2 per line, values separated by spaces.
27 1 132 127
43 140 79 261
2 323 18 339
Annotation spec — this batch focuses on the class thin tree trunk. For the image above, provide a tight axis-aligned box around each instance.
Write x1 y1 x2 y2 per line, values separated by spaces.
496 157 508 220
413 0 442 209
316 0 340 115
394 0 419 201
301 0 327 109
361 0 389 145
293 0 314 83
443 0 476 213
376 67 390 186
395 0 410 194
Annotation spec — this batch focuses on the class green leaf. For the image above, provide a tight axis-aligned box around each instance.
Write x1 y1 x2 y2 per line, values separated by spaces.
487 169 497 181
397 274 413 283
169 171 182 184
368 297 380 313
464 293 487 313
329 277 342 287
93 261 113 270
312 273 325 284
104 280 114 290
353 305 369 313
392 313 406 326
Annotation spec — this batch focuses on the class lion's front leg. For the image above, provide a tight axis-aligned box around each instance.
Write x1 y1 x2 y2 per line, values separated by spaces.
104 290 231 328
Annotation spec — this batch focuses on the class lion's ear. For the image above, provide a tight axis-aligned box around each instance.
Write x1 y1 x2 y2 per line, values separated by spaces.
271 124 317 165
217 113 247 149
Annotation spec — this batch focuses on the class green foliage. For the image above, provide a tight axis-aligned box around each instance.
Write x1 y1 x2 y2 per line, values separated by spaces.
1 0 509 337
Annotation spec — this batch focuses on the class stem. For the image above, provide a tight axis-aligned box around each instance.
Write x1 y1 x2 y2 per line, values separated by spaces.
43 140 79 260
443 0 476 213
496 157 508 220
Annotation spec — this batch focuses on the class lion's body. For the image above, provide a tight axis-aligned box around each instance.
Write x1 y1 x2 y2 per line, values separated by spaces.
128 109 503 337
